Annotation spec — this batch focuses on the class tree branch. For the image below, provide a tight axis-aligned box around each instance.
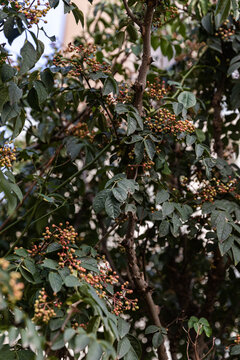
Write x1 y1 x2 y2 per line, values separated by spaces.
122 0 142 29
122 213 168 360
133 0 156 115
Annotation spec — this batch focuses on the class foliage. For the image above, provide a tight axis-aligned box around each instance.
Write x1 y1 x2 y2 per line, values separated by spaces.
0 0 240 359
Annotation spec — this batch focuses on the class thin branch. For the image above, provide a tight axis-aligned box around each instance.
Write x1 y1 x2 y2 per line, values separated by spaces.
45 299 81 358
122 0 142 29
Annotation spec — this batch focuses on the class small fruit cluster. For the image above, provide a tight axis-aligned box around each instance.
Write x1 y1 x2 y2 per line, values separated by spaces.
29 223 138 317
145 109 195 136
33 288 62 323
181 176 239 203
53 43 111 78
0 258 24 304
28 223 86 274
106 83 132 106
0 142 16 168
67 121 95 142
11 0 50 27
146 79 167 102
215 20 235 41
153 5 178 27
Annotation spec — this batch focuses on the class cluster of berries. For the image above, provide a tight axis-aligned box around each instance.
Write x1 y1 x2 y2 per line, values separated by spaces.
33 288 62 323
0 142 16 168
146 79 167 102
106 83 132 106
67 121 95 142
53 43 111 78
145 109 195 136
28 223 86 274
11 0 50 27
0 258 24 304
153 5 178 27
215 20 235 41
181 176 239 203
29 223 138 318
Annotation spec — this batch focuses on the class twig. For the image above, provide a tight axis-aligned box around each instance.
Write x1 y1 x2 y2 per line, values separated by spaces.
122 0 142 29
45 299 81 358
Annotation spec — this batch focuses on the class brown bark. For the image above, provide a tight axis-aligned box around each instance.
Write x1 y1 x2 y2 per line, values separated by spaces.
133 0 156 115
122 214 168 360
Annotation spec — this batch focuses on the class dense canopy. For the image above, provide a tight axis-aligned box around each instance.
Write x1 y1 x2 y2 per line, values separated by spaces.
0 0 240 359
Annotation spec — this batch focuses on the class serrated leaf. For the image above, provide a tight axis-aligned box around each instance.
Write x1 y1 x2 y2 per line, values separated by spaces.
105 194 121 219
127 115 137 136
112 187 128 202
103 77 118 96
217 221 232 242
144 138 156 160
93 189 110 213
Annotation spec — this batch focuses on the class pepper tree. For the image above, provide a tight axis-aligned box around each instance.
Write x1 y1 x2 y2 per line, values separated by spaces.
0 0 240 359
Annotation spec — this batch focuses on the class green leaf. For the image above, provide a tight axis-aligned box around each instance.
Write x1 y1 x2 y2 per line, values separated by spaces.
177 91 196 109
75 334 90 353
152 332 164 348
144 138 156 160
127 115 137 136
42 259 58 270
195 129 206 143
232 0 239 20
86 340 103 360
162 202 175 217
217 221 232 242
72 3 84 26
51 334 65 350
64 328 76 343
231 345 240 355
64 275 81 287
93 189 111 213
159 220 170 237
33 80 48 104
105 193 121 219
156 189 169 204
112 187 128 202
20 41 37 74
116 31 125 48
145 325 160 334
1 64 16 82
188 316 198 329
118 318 131 339
117 337 131 359
49 272 62 293
134 141 144 163
8 82 22 105
102 77 118 96
215 0 231 28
